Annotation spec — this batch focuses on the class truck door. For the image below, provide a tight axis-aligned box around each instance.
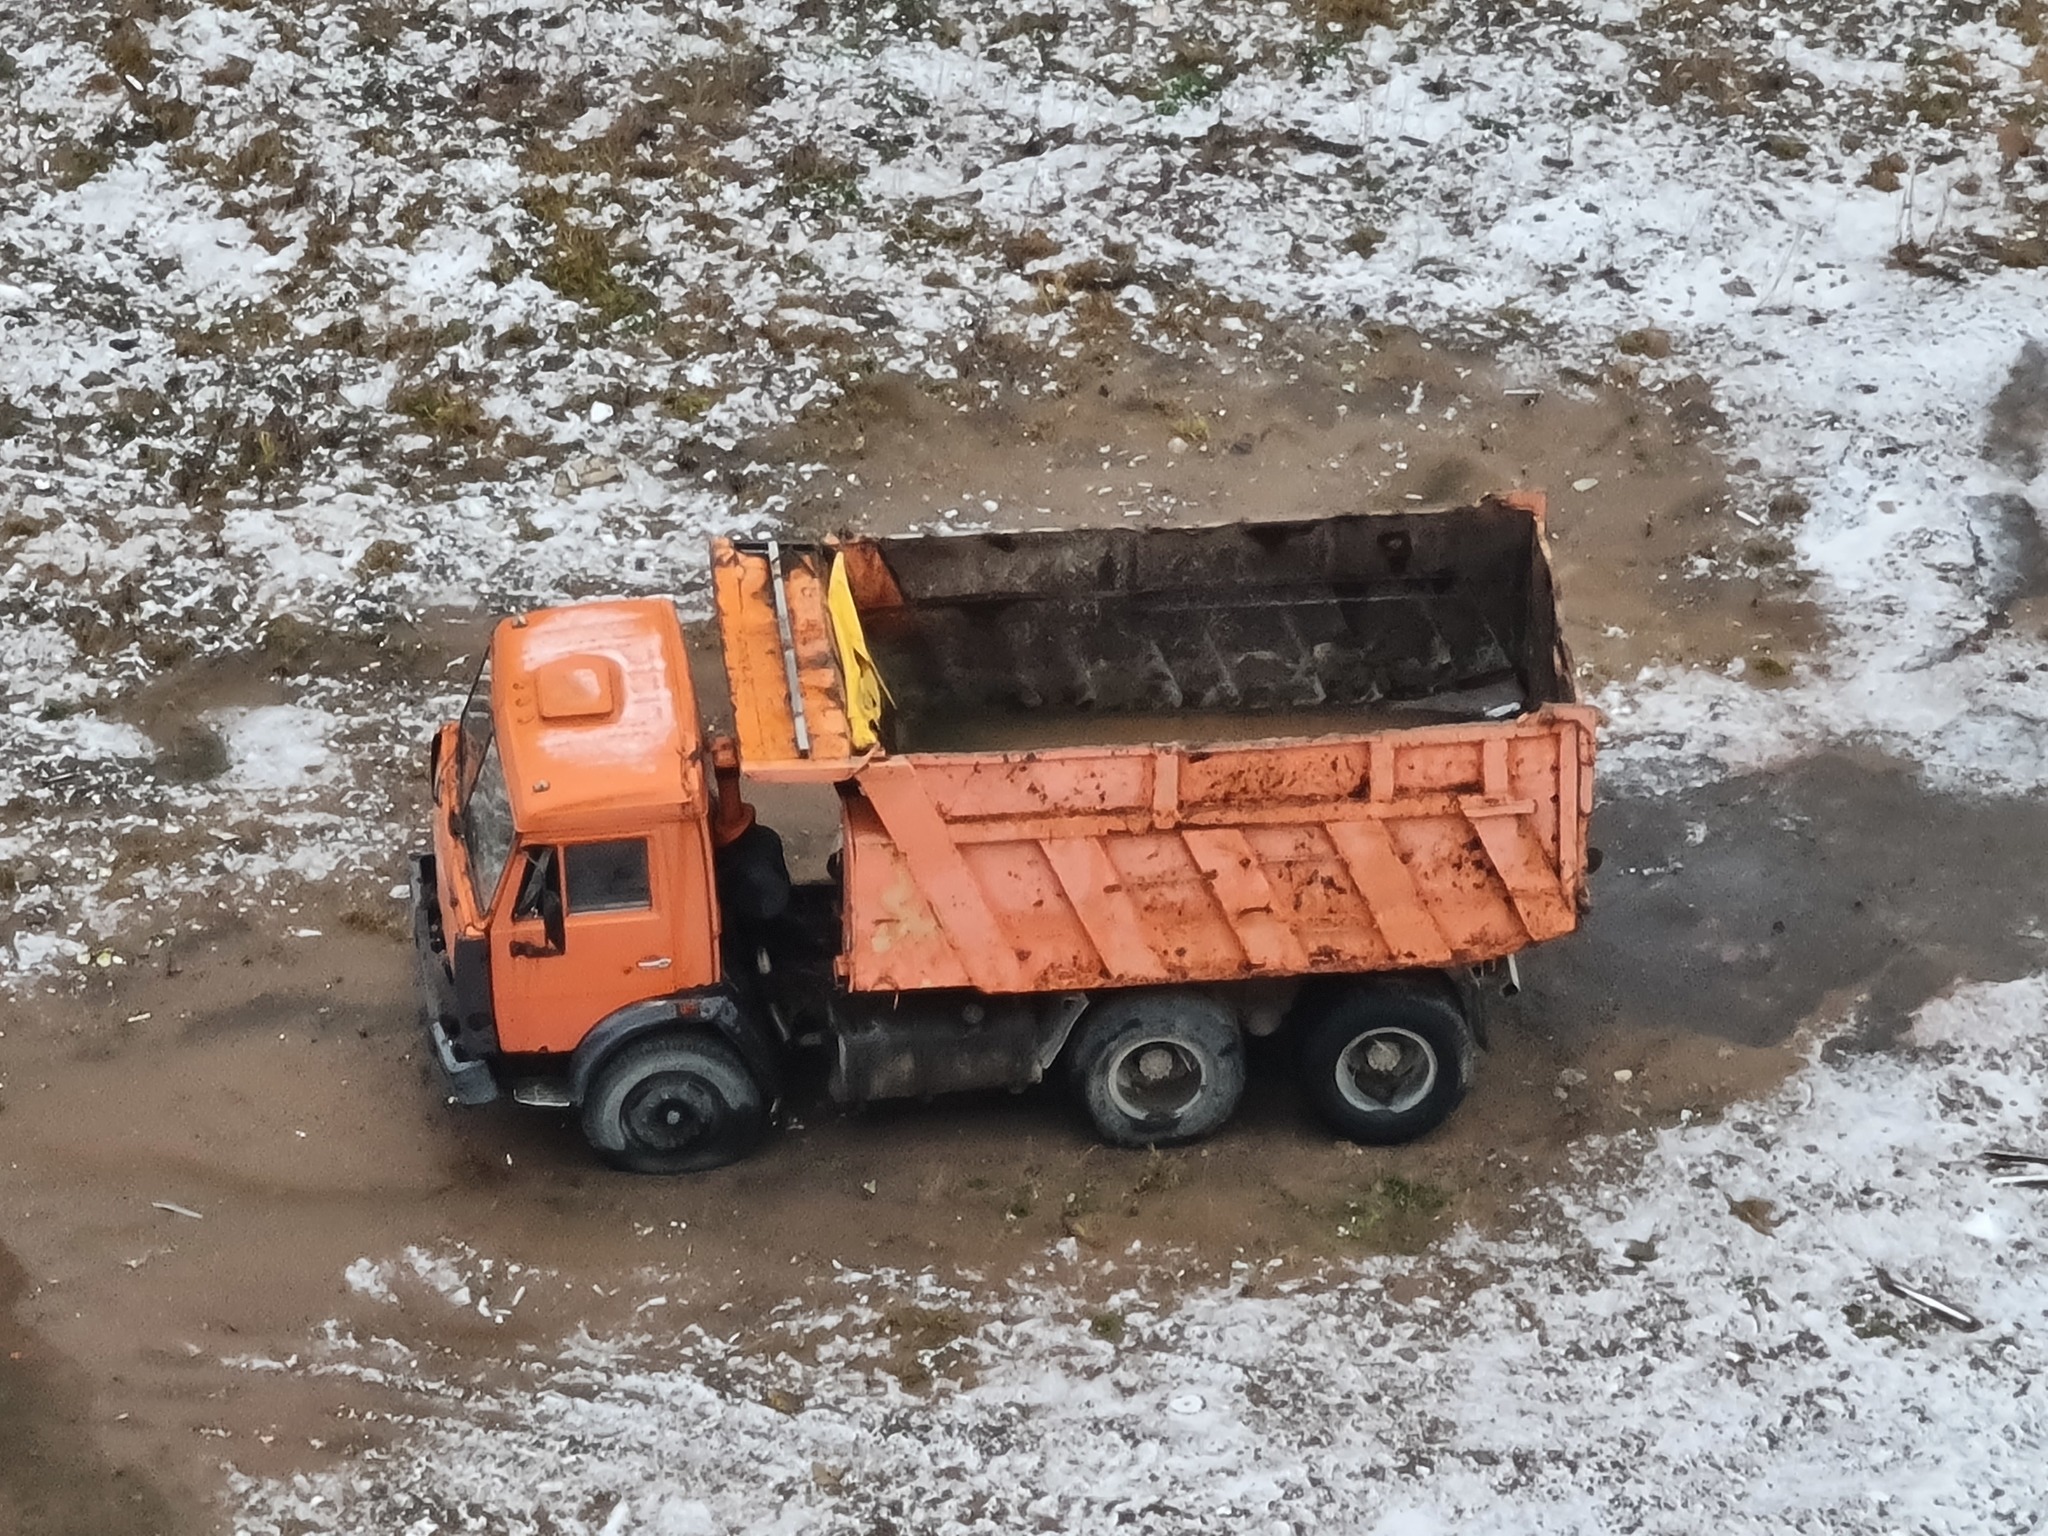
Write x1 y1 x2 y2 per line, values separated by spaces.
491 831 686 1055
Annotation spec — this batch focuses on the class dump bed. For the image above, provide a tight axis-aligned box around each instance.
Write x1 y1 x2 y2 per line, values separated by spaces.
713 496 1596 995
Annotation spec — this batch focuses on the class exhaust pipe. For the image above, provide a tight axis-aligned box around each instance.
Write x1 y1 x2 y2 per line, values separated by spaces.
1500 954 1522 998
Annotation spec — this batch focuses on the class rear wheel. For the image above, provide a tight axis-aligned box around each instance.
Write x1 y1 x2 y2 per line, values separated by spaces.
1296 984 1474 1145
581 1034 767 1174
1069 990 1245 1148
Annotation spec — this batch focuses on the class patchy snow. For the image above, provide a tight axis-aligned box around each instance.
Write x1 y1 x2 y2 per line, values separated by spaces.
1 0 2045 975
0 0 2040 922
231 974 2048 1533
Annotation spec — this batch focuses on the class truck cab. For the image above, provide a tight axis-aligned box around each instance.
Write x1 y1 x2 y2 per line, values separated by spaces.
410 598 780 1171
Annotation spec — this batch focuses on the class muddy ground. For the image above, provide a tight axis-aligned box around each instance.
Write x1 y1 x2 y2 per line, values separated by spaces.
3 341 2038 1533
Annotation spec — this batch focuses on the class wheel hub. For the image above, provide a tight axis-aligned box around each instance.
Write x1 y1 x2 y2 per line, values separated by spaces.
621 1074 717 1154
1107 1037 1207 1122
1334 1026 1440 1117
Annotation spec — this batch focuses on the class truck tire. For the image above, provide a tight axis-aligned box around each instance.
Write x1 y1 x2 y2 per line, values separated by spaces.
1069 990 1245 1148
581 1034 767 1174
1296 983 1475 1145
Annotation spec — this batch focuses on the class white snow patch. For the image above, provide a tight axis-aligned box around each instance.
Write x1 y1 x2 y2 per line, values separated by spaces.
213 705 339 793
343 1259 396 1305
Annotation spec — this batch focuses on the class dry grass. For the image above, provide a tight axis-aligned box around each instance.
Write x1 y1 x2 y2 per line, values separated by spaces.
892 204 980 251
878 1304 975 1389
1861 149 1909 192
201 54 253 88
1299 0 1402 39
993 10 1068 45
514 51 780 186
657 47 782 129
47 141 115 189
234 405 310 486
137 92 200 142
1344 225 1386 257
354 4 406 53
171 306 290 358
1330 1175 1451 1254
537 223 653 321
1646 50 1752 115
223 127 294 190
1000 228 1062 269
354 538 410 577
102 16 157 82
659 389 718 421
1973 229 2048 269
775 141 864 212
393 378 495 443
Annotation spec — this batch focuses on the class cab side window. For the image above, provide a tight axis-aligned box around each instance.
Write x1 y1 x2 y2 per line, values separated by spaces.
564 839 651 914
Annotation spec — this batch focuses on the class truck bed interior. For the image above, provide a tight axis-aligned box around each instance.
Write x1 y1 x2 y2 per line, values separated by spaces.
846 499 1571 752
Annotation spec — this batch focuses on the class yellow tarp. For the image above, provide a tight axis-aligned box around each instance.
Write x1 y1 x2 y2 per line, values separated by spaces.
826 553 889 750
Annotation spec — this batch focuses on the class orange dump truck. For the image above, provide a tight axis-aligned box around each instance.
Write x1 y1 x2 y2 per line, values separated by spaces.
410 495 1597 1171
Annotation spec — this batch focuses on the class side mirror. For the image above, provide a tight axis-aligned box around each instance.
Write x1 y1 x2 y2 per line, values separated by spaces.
509 847 566 958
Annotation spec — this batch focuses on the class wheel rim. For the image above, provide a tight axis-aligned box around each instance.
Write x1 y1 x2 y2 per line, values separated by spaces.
1106 1036 1207 1123
1334 1026 1439 1117
620 1072 724 1155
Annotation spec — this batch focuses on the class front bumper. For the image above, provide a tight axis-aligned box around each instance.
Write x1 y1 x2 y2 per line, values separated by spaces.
410 852 501 1106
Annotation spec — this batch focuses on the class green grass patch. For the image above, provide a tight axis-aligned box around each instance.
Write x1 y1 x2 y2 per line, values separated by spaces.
1152 64 1226 115
1332 1175 1451 1252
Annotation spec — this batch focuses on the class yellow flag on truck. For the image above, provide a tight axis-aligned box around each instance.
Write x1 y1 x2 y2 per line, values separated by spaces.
826 552 889 750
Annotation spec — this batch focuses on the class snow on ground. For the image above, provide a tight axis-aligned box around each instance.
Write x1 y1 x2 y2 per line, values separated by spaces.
5 0 2046 1522
5 0 2048 966
231 975 2048 1534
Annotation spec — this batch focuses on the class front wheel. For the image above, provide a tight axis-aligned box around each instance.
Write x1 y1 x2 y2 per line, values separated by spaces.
1069 990 1245 1148
581 1034 767 1174
1296 984 1475 1145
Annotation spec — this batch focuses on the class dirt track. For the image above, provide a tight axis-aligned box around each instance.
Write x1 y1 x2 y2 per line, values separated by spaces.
5 347 2043 1533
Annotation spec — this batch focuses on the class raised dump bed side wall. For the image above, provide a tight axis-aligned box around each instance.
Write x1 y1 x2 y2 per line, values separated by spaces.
839 708 1597 995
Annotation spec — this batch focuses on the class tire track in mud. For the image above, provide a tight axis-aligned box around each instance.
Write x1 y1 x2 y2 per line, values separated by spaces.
0 1242 198 1536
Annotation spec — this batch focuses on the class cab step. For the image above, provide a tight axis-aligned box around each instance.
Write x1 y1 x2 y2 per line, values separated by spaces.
511 1081 574 1109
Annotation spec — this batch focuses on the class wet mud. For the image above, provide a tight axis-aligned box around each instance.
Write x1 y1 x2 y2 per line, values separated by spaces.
0 1244 193 1536
1544 751 2048 1052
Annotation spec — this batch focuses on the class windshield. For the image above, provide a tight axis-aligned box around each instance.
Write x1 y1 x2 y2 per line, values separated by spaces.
458 650 493 799
462 732 516 906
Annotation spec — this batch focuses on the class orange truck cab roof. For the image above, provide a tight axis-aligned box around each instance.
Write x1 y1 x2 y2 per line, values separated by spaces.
492 598 706 837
